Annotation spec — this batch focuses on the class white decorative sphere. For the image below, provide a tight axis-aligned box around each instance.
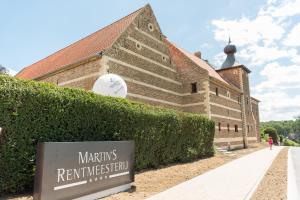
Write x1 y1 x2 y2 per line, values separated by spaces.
92 74 127 98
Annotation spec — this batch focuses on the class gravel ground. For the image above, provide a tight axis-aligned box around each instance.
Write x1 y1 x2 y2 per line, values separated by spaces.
250 147 288 200
1 142 268 200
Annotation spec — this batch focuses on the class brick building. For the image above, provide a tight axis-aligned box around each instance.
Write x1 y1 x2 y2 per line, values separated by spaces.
16 5 260 148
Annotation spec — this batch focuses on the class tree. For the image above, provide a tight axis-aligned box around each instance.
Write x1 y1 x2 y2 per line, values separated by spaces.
264 127 279 145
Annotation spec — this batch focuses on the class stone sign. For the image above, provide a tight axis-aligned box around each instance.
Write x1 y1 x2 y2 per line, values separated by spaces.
34 141 134 200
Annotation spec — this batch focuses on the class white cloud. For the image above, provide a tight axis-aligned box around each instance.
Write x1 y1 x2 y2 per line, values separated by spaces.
259 0 300 18
211 15 284 47
210 0 300 121
238 45 297 66
7 68 17 76
284 23 300 46
254 91 300 121
254 62 300 92
253 62 300 121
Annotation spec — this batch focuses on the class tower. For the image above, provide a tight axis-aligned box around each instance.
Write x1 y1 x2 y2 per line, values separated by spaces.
217 39 254 148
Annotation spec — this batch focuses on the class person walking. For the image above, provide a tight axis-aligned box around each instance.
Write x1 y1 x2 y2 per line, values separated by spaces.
268 136 273 150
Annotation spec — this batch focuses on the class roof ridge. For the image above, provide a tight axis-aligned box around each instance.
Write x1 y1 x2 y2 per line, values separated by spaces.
168 40 218 73
16 6 144 77
165 38 236 87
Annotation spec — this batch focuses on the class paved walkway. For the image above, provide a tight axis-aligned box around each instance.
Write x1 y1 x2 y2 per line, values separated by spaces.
147 146 283 200
288 147 300 200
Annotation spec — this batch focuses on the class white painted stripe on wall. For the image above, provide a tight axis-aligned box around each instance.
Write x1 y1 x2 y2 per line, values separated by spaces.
215 126 243 131
214 137 243 143
123 76 180 96
181 91 206 96
56 70 204 100
127 92 204 107
109 171 129 178
209 91 239 104
58 72 101 86
181 102 205 107
134 27 165 45
247 137 258 141
127 93 181 106
54 180 87 190
123 76 204 97
128 36 169 58
119 46 177 73
107 57 181 85
210 102 241 113
211 114 242 122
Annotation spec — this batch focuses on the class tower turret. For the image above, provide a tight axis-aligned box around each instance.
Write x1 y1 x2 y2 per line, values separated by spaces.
221 38 240 68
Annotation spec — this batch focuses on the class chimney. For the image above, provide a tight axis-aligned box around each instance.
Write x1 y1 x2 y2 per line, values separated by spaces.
194 51 201 59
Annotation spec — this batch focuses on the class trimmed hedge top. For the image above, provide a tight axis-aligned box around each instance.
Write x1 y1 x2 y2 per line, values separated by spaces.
0 74 215 194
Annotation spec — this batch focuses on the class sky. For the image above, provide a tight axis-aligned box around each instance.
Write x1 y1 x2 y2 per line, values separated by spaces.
0 0 299 122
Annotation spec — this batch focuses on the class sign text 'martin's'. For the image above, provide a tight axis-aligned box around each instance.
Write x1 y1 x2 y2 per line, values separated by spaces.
56 150 129 183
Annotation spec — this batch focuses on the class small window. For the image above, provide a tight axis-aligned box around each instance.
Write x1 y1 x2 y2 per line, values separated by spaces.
215 88 219 96
227 110 230 116
218 123 221 131
227 124 230 132
233 70 238 74
247 125 250 133
162 55 168 62
246 97 249 104
226 91 230 98
191 82 197 93
136 42 142 50
235 125 238 132
238 96 241 104
148 23 154 32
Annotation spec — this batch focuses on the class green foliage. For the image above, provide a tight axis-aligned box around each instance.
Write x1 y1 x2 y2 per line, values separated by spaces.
0 75 215 194
279 135 284 143
261 119 300 143
263 133 269 142
264 127 278 144
261 120 298 136
283 139 300 147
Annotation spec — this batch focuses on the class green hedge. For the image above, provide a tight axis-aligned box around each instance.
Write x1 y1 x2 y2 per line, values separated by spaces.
283 139 300 147
0 75 215 194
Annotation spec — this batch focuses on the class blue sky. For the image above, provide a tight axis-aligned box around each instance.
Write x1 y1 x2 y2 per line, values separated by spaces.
1 0 300 121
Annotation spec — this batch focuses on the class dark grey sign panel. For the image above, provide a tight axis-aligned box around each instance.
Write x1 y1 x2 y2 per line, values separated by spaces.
34 141 134 200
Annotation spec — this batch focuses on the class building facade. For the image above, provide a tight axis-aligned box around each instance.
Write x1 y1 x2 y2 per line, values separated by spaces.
16 5 260 148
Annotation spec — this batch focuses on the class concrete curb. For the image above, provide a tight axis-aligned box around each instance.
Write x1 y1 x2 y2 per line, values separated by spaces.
288 147 299 200
244 147 283 200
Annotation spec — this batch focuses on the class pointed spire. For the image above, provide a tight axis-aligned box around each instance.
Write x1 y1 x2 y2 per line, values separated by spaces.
228 36 231 45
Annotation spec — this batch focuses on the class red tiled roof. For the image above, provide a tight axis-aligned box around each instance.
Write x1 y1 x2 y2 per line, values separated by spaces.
16 8 142 79
165 39 230 85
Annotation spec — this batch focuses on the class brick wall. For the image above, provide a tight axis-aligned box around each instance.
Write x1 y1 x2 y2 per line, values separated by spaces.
30 5 260 148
